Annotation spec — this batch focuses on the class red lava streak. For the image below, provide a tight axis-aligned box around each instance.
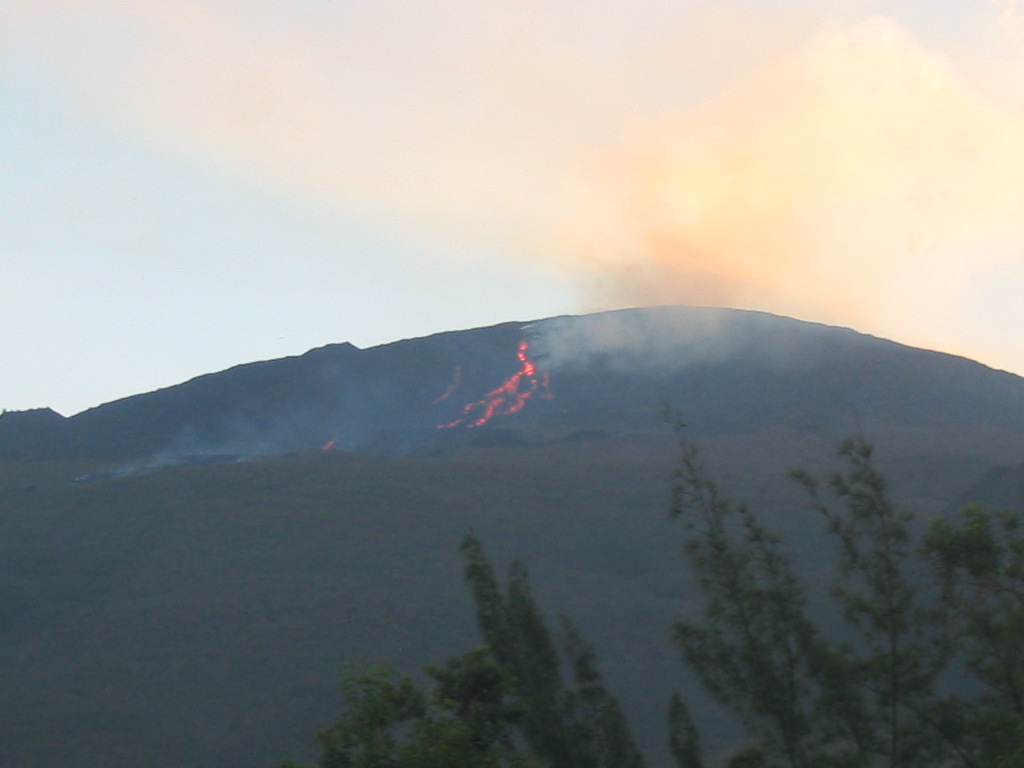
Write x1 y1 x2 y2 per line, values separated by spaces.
432 365 462 404
439 339 552 429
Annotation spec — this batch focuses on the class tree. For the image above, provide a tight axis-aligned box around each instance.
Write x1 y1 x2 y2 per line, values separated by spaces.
793 439 952 767
668 424 1024 767
286 535 645 768
458 533 646 768
925 504 1024 765
668 423 829 768
281 652 541 768
289 428 1024 768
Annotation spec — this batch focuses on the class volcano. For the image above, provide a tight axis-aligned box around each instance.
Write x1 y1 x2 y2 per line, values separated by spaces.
3 305 1023 463
2 306 1024 768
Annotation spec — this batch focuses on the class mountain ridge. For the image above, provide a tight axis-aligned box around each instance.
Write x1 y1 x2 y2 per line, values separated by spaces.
3 306 1023 464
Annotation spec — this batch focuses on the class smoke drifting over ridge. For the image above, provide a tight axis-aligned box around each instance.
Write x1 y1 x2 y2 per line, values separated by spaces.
526 306 875 379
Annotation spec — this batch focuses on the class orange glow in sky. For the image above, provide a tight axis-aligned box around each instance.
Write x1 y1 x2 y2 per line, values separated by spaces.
563 16 1024 369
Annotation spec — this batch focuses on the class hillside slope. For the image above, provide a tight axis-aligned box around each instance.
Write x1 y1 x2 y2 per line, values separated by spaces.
2 306 1024 767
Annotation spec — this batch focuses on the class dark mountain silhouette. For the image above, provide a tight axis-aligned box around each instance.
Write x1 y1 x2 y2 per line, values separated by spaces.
3 306 1024 463
2 306 1024 768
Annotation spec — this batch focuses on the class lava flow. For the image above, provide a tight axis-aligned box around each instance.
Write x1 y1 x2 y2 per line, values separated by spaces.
431 365 462 404
438 339 552 429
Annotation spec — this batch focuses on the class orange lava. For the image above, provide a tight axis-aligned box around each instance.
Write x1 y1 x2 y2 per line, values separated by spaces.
439 339 552 429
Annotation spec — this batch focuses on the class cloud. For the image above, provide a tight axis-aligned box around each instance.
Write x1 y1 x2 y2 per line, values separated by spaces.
6 1 1024 372
1 0 636 263
562 16 1024 368
993 0 1024 42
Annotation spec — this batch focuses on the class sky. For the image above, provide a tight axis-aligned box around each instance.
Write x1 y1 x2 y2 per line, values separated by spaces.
3 0 1024 416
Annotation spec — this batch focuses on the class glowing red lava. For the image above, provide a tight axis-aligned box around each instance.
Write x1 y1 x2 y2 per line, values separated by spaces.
439 339 552 429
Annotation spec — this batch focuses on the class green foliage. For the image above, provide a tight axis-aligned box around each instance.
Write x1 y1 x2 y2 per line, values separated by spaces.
286 429 1024 768
460 533 647 768
286 657 541 768
427 647 528 755
668 424 827 768
668 426 1024 767
926 504 1024 764
290 535 645 768
793 439 951 767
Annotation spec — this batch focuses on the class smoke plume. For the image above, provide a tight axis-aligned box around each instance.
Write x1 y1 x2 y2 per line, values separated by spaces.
564 16 1024 371
7 1 1024 372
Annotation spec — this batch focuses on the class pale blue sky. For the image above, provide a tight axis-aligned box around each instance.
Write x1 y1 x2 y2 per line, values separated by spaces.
3 0 1023 415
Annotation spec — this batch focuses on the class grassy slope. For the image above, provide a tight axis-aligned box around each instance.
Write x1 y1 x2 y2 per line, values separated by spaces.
2 420 1024 767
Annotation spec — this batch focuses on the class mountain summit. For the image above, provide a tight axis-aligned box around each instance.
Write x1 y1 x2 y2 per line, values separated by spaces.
3 305 1023 462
